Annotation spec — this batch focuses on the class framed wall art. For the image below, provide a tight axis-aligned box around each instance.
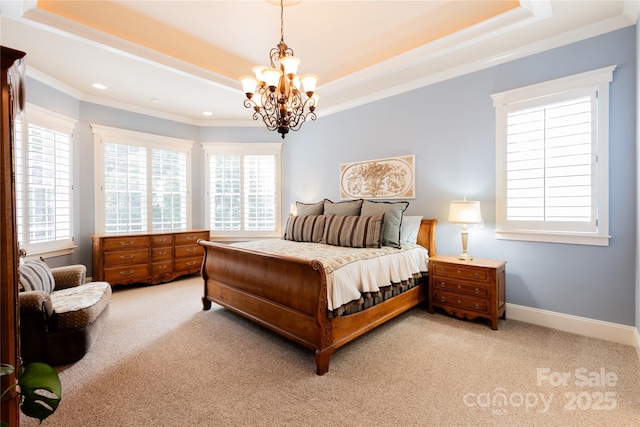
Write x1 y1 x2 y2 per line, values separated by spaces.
340 155 415 200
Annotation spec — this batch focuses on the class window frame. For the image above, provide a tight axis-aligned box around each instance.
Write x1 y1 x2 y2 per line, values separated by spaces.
491 65 615 246
16 103 76 259
92 124 194 235
202 142 282 241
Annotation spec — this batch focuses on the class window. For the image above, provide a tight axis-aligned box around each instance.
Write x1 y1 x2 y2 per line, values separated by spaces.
92 125 193 235
491 66 614 246
202 142 282 240
15 104 75 257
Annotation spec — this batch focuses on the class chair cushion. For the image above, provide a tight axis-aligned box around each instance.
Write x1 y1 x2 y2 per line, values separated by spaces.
19 260 55 293
50 282 111 331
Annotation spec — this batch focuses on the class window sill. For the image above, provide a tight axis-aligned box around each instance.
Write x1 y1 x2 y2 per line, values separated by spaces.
495 230 610 246
23 245 77 261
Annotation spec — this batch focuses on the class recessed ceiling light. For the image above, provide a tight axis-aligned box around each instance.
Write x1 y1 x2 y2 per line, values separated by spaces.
150 98 160 103
92 83 107 90
202 111 213 116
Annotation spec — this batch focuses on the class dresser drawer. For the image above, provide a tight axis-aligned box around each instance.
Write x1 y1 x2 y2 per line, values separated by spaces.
104 264 149 284
151 247 173 261
104 249 149 267
175 244 204 259
431 277 489 297
431 262 489 282
152 261 174 275
433 291 488 313
102 236 149 251
175 257 202 272
151 234 173 247
175 232 209 245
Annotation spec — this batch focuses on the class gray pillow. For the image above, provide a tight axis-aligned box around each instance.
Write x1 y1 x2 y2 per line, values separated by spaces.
295 201 324 216
323 199 363 216
400 215 423 244
360 200 409 248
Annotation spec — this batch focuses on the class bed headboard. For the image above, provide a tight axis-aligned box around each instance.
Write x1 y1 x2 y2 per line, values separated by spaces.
416 218 437 256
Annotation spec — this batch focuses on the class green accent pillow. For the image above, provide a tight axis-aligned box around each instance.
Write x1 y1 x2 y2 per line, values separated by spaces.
360 200 409 248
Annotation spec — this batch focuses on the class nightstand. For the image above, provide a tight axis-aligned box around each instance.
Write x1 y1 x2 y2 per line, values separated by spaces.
428 254 506 330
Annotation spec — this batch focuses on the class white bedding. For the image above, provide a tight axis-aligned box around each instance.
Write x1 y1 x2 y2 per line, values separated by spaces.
232 240 429 311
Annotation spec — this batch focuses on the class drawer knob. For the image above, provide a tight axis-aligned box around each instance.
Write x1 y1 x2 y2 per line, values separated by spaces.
159 265 167 270
440 296 446 302
119 255 134 260
186 261 198 266
119 241 135 246
474 303 480 310
439 267 445 274
158 251 167 255
440 282 445 288
475 288 479 294
474 273 479 279
186 247 197 252
457 284 461 289
186 236 197 241
119 270 135 276
457 269 461 274
457 299 461 304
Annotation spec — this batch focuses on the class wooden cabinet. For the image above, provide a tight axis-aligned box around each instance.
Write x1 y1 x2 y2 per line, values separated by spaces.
92 230 209 286
1 45 26 427
428 254 506 330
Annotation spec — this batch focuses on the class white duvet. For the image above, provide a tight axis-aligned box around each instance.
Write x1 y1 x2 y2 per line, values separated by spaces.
232 240 429 311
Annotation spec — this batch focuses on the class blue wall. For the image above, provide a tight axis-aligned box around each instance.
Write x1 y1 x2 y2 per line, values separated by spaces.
26 26 637 326
285 26 637 325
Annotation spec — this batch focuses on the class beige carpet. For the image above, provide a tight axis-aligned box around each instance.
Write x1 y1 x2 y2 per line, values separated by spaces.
22 275 640 427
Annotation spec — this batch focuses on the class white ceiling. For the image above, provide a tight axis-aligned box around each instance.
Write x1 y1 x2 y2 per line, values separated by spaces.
0 1 637 126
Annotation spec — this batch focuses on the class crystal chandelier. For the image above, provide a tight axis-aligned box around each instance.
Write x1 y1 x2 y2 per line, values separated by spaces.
240 0 319 139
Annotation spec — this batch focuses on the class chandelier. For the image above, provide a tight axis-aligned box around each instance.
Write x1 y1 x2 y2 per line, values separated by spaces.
240 0 318 139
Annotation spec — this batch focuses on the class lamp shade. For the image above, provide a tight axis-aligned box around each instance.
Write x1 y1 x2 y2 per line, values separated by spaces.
448 200 482 224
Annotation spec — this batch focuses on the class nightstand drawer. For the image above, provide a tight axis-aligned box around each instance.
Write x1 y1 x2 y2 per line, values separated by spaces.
434 291 488 313
431 278 488 297
431 262 489 282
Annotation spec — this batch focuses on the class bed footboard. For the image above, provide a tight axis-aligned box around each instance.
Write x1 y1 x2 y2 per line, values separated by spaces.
199 240 331 360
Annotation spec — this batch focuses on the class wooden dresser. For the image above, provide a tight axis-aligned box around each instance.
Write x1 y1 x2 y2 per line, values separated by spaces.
428 254 506 330
92 229 210 286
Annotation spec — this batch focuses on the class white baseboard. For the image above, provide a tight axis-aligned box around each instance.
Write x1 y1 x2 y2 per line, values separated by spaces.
506 303 638 348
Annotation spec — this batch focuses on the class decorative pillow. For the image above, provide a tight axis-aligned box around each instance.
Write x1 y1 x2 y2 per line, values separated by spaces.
19 260 55 293
322 214 384 248
360 200 409 248
323 199 363 216
400 215 423 244
295 200 324 216
284 214 327 243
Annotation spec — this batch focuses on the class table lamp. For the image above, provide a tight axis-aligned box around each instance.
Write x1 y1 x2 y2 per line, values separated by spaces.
448 200 482 260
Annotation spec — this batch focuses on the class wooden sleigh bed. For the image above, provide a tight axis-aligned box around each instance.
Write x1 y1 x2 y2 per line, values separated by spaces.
199 218 437 375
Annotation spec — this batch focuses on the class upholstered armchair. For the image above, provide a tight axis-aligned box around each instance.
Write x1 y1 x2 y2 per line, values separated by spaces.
19 261 111 365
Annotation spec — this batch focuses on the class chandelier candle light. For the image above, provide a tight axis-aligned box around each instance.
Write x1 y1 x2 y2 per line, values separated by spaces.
240 0 319 139
448 199 482 261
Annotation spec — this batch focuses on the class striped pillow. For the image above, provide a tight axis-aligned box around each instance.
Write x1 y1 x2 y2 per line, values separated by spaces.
19 260 55 293
284 215 327 243
322 214 385 248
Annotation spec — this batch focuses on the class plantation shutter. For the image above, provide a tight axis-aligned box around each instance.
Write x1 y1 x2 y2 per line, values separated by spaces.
209 154 242 231
15 106 75 255
203 142 281 239
151 148 188 231
103 142 148 234
244 155 276 231
504 90 597 233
